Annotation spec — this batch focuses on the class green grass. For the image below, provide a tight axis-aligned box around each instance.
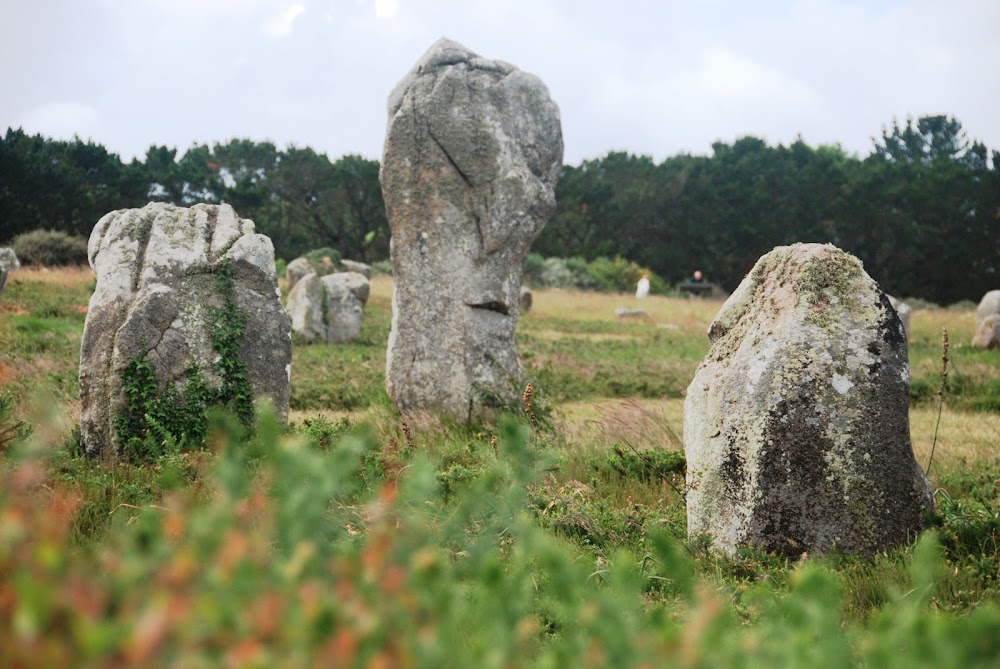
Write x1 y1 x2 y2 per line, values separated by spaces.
4 267 1000 665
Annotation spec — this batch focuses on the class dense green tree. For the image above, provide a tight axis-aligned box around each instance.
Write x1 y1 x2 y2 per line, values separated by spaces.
1 117 996 303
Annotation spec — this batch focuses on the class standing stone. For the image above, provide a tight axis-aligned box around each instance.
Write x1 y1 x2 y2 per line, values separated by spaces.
0 247 18 295
286 271 370 343
286 257 313 289
80 202 291 457
341 259 373 278
887 295 912 338
520 287 533 314
972 290 1000 349
684 243 932 556
381 38 563 421
0 247 19 272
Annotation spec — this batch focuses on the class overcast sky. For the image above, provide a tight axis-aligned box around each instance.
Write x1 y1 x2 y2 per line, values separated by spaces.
3 0 998 165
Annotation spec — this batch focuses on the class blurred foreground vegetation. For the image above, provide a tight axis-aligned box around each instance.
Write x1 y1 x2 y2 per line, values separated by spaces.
2 268 1000 666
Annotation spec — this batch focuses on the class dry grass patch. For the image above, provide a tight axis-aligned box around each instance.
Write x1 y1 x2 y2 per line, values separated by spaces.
8 265 93 286
911 405 1000 476
556 398 684 453
529 329 640 342
908 307 977 347
528 289 721 333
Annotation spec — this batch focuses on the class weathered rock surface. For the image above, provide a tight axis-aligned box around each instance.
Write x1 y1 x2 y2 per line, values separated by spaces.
684 243 932 556
286 257 313 289
341 259 373 278
80 202 291 456
887 295 912 338
972 290 1000 349
286 271 370 343
0 247 19 272
0 247 18 294
381 38 563 421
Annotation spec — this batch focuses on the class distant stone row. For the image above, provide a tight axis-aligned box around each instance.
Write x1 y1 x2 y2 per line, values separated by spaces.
21 38 997 560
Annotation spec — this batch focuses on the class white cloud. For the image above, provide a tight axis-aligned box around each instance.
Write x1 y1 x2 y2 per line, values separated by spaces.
19 101 102 141
374 0 399 20
264 3 305 38
681 48 819 108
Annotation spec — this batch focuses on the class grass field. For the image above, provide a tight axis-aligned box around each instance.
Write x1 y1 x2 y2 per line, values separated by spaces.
3 266 1000 665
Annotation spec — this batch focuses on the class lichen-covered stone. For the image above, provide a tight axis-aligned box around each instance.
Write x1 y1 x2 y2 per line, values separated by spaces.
381 37 563 421
80 202 291 456
0 247 18 294
972 290 1000 349
0 247 19 272
286 271 370 343
684 243 932 556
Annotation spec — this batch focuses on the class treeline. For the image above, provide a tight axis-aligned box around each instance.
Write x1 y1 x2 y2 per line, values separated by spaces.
0 132 389 263
2 115 998 303
535 115 1000 305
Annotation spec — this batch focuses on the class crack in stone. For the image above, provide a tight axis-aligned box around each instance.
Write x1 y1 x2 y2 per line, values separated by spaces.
466 300 509 316
130 208 157 293
427 127 473 189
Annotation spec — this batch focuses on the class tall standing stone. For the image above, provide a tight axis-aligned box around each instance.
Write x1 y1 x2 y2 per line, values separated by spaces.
684 244 933 556
381 38 563 421
80 202 291 457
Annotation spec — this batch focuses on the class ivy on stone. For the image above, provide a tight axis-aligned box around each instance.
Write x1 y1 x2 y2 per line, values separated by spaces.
117 259 256 461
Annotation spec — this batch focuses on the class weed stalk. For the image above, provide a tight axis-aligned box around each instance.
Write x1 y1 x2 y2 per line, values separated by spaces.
925 327 948 478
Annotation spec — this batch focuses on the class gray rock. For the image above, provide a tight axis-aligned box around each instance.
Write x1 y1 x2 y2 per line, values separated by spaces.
0 269 6 294
286 257 313 289
684 243 932 557
341 259 373 279
381 38 563 421
887 295 912 338
972 290 1000 349
286 271 370 343
520 287 533 313
0 247 19 272
615 308 647 319
80 202 291 457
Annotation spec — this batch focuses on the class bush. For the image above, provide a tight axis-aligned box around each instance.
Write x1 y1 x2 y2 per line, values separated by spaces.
530 254 666 293
584 256 667 294
302 247 343 275
371 259 393 275
523 252 545 286
11 229 89 266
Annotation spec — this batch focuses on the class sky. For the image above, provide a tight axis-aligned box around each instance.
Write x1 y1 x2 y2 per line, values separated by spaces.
2 0 998 165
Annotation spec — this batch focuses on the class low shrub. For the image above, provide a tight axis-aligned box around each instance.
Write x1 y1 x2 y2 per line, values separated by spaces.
302 246 343 275
5 413 1000 666
371 259 393 275
11 229 89 266
0 393 30 454
526 254 666 294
